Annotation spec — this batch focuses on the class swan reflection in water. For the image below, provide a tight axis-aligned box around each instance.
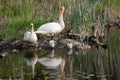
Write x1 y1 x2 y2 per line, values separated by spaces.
24 50 38 78
38 49 66 80
24 49 65 79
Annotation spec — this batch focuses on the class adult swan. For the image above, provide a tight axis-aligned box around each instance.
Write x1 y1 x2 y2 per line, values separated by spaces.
35 6 65 37
23 23 38 44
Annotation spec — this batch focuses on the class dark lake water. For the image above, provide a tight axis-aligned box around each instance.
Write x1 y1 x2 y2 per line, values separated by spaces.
0 29 120 80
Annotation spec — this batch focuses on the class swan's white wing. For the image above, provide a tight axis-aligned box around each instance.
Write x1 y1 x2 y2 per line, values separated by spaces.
23 31 31 41
35 22 61 34
38 57 62 69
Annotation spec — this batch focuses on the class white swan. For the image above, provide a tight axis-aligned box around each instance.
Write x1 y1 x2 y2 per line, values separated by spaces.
23 23 38 44
35 6 65 36
38 49 65 71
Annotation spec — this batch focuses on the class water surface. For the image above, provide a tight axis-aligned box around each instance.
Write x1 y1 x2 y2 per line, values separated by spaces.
0 29 120 80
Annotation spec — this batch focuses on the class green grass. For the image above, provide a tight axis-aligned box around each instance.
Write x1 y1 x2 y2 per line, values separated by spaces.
0 0 120 40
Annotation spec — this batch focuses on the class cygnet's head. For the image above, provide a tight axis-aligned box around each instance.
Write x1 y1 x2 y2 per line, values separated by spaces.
49 40 56 48
67 41 73 49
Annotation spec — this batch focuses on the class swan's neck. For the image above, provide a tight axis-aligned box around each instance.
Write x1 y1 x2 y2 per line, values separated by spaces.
59 13 65 30
31 27 34 33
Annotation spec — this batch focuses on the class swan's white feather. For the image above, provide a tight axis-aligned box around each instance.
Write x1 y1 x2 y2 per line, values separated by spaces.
35 22 62 35
23 31 37 43
29 32 37 43
23 31 31 41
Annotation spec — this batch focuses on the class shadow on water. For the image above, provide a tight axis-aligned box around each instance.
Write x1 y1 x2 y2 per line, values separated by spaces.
0 29 120 80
